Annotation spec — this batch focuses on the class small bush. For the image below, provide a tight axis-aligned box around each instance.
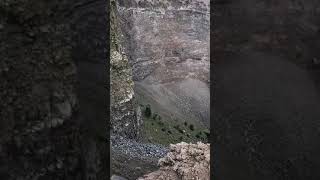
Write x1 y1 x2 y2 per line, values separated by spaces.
179 136 183 141
189 124 194 131
167 130 172 134
161 128 166 132
144 104 152 117
153 113 158 120
158 121 164 126
184 121 188 126
196 132 203 139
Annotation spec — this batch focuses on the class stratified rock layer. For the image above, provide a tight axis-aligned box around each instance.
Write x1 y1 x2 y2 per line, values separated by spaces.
117 0 210 127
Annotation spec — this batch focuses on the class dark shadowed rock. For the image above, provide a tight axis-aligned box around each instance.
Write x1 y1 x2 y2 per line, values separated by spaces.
213 50 320 180
0 0 108 179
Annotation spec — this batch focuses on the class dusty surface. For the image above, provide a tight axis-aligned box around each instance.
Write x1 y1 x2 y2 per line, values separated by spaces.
138 142 210 180
135 78 210 127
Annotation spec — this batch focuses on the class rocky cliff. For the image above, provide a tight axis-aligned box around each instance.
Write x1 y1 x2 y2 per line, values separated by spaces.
116 0 210 128
110 0 210 179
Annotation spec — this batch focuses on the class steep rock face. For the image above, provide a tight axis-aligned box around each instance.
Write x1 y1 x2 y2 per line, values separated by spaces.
0 0 108 179
138 142 210 180
116 0 210 127
110 0 142 139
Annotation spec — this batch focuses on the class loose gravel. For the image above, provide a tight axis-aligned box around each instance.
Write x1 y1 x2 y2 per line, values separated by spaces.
111 135 169 160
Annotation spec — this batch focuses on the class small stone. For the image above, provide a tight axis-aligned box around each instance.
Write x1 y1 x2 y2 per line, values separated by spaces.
312 57 320 65
56 159 63 169
27 31 35 37
55 101 72 118
47 164 55 171
50 118 63 127
39 25 50 33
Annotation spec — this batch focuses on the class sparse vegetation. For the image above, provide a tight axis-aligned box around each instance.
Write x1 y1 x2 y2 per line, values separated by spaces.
140 103 209 145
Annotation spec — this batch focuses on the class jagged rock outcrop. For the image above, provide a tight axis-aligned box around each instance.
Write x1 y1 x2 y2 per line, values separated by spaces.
0 0 108 179
138 142 210 180
110 0 142 139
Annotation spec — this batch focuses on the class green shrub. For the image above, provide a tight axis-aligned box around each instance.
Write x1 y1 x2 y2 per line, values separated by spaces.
189 124 194 131
144 104 152 117
161 128 166 132
196 132 203 139
167 130 172 134
158 121 164 126
153 113 158 120
204 132 210 138
184 121 188 126
179 136 183 141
